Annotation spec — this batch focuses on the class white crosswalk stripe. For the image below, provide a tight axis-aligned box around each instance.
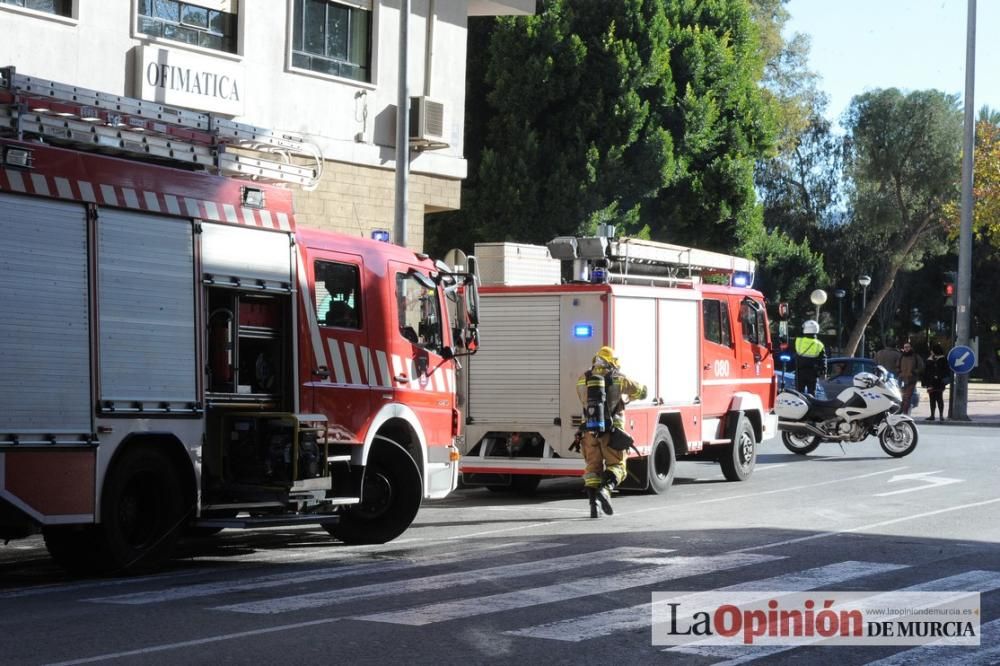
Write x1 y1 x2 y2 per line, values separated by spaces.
508 560 907 642
356 553 782 626
865 618 1000 665
213 546 676 615
666 569 1000 664
85 541 561 605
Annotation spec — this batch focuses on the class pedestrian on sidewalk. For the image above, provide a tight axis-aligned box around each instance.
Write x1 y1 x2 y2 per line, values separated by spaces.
875 340 902 376
898 341 924 415
922 343 950 421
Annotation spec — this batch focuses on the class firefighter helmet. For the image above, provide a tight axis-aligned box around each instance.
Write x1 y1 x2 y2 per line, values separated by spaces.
802 320 820 335
594 346 619 367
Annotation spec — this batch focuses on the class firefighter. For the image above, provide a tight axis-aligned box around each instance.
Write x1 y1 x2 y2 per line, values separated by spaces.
794 319 827 395
576 346 647 518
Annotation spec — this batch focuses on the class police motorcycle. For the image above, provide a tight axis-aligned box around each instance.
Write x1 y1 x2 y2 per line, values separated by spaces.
776 366 918 458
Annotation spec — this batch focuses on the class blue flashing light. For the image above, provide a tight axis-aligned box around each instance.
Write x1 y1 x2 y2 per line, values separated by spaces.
371 229 391 243
573 324 594 339
732 271 752 288
778 352 793 364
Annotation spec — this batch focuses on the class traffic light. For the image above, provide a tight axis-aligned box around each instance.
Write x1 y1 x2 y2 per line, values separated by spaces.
777 302 789 320
943 271 956 308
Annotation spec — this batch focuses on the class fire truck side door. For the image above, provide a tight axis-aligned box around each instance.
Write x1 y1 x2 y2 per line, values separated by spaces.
737 296 774 407
700 296 739 418
307 251 372 442
388 261 454 448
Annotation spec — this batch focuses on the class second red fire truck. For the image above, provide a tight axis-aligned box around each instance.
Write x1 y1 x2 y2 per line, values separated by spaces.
458 234 777 494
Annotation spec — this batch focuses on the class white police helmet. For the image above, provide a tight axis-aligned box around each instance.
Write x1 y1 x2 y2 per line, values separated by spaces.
802 320 820 335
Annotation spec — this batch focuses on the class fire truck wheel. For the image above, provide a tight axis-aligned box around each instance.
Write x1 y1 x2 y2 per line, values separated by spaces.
97 445 187 573
646 425 676 495
486 475 541 495
42 527 102 575
46 445 186 575
325 436 422 545
721 417 757 482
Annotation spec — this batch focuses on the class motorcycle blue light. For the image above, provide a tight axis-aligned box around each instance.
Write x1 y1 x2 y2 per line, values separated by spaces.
778 352 793 363
573 324 593 338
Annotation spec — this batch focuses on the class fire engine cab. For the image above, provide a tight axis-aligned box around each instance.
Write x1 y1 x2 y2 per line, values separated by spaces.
458 232 776 494
0 68 479 573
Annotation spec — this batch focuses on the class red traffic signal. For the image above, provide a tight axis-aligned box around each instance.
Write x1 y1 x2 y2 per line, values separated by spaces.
943 272 956 307
777 302 789 320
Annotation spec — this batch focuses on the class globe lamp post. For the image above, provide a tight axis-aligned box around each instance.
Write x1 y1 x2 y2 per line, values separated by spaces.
858 275 872 357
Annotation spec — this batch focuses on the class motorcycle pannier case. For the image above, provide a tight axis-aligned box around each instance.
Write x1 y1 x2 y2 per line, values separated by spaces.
775 392 809 420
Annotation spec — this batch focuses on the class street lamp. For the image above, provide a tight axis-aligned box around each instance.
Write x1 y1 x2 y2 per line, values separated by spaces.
834 289 846 352
810 289 828 322
858 275 872 357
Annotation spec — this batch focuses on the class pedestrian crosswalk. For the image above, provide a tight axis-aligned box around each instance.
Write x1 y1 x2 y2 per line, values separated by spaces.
69 540 999 663
507 560 906 642
665 570 1000 663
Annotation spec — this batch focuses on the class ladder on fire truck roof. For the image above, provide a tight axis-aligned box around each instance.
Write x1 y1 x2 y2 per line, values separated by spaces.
548 234 755 280
0 66 322 188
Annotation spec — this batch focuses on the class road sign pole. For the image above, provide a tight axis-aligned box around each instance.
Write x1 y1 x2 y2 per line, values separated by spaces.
954 0 977 420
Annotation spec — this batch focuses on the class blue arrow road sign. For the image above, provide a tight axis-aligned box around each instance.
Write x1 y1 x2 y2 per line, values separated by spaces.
947 345 976 374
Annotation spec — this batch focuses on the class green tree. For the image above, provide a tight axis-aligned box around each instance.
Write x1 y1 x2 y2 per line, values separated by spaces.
748 0 831 315
649 0 776 251
425 0 776 257
839 89 963 357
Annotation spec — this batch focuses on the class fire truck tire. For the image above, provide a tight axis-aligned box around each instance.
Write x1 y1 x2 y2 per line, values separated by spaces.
720 417 757 482
510 475 542 494
486 475 541 495
325 436 422 545
44 445 186 574
646 425 676 495
42 527 102 575
99 445 186 572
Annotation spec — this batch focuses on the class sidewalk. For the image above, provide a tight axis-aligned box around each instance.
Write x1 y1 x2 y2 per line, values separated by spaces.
912 382 1000 427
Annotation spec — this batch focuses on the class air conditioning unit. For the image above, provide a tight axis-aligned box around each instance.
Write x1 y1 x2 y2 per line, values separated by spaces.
409 96 447 146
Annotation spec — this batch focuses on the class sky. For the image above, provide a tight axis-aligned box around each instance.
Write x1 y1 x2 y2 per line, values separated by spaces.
784 0 1000 125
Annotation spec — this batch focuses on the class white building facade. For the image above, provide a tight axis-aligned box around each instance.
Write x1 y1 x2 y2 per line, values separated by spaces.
0 0 533 247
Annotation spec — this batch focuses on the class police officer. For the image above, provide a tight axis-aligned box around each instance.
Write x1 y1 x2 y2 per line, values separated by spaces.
576 346 647 518
794 319 827 395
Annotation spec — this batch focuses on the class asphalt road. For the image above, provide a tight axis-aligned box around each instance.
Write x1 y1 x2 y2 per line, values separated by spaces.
2 425 999 665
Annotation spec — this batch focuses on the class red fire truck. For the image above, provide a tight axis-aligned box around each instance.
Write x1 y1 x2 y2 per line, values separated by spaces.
458 234 776 494
0 68 479 573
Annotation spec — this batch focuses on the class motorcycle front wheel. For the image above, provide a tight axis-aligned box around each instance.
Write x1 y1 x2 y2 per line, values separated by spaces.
879 420 918 457
781 431 821 455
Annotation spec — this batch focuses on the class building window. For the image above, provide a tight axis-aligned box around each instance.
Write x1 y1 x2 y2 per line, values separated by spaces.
137 0 238 53
0 0 71 15
292 0 371 83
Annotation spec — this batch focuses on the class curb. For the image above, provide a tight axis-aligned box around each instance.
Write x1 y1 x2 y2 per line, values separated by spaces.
916 418 1000 428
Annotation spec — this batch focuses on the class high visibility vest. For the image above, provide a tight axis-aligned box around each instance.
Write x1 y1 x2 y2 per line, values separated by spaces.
795 336 825 358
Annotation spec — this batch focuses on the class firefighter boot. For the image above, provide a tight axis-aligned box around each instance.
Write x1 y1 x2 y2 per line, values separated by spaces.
597 471 618 516
586 488 600 519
